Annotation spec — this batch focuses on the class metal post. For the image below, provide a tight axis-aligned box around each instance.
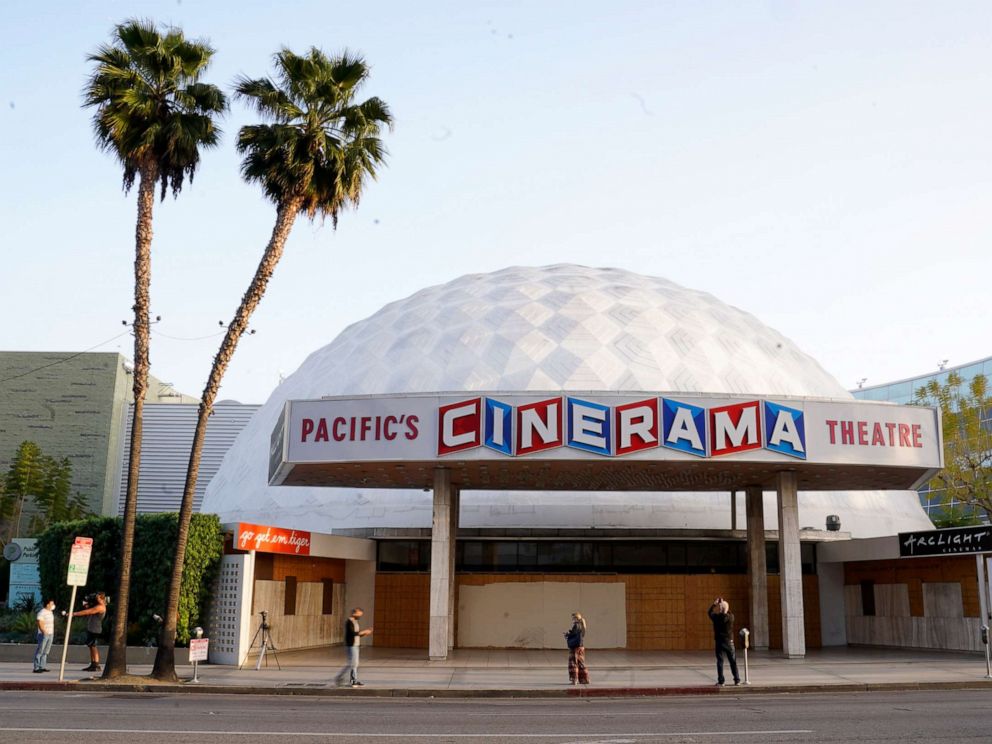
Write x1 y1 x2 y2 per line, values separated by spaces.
739 627 751 685
982 625 991 679
58 585 78 682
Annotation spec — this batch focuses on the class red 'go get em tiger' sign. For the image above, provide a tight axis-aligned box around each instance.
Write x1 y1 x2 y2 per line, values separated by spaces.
235 523 311 555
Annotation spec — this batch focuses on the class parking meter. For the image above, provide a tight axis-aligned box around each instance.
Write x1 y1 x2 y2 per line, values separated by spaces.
191 626 205 683
739 627 751 684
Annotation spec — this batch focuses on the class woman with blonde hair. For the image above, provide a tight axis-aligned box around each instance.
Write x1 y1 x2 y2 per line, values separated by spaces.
564 611 590 685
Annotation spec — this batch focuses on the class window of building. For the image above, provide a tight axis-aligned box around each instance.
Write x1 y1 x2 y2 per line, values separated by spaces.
378 539 817 575
377 540 429 571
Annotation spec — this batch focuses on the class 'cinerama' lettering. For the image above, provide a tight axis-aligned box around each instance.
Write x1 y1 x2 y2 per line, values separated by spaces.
437 396 806 459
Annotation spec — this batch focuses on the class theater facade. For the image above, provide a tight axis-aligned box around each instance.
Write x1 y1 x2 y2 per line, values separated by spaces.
201 265 949 664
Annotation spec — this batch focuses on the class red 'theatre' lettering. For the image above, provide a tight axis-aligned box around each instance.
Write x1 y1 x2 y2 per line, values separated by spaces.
898 423 911 447
826 419 925 449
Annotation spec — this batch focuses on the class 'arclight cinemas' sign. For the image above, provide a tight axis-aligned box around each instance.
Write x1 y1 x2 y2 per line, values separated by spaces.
270 392 942 489
899 525 992 557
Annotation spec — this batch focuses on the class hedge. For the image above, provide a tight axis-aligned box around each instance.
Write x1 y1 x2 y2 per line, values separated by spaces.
36 513 223 646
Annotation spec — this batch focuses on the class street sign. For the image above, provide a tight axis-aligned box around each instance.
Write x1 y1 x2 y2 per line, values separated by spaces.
189 638 210 662
59 536 93 681
67 536 93 586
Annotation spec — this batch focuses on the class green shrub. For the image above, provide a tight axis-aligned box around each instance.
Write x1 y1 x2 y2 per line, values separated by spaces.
36 513 223 646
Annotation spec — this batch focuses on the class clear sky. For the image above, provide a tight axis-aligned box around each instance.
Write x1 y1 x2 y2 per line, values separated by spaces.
1 1 989 403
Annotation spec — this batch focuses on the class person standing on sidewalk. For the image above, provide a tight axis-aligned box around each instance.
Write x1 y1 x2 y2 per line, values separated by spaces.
334 607 373 687
708 597 740 686
564 611 590 685
72 592 107 672
32 599 56 673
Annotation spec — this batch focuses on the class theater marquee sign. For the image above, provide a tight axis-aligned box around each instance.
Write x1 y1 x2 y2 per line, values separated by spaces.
269 392 942 492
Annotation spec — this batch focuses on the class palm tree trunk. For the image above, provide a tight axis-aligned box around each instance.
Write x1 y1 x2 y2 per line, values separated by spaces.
152 197 302 681
104 158 157 680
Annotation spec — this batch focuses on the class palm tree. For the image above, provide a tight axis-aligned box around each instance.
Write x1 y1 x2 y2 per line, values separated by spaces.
83 19 226 680
151 47 391 681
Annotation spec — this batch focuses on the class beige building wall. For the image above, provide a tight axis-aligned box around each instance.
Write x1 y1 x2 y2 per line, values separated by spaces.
843 556 984 652
457 581 626 648
374 572 822 650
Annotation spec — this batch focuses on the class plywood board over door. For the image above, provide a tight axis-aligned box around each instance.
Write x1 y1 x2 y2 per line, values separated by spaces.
457 581 627 648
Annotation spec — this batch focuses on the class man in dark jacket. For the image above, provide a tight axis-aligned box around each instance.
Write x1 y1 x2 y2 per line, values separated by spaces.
707 598 740 686
334 607 373 687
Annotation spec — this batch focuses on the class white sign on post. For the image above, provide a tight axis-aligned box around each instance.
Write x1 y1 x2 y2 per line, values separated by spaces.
59 536 94 681
67 537 93 586
189 638 210 662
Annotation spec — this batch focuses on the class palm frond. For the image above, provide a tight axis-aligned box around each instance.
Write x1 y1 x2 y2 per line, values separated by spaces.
82 18 228 197
236 46 393 220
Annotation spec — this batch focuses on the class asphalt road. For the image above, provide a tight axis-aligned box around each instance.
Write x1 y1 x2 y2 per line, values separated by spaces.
0 689 989 743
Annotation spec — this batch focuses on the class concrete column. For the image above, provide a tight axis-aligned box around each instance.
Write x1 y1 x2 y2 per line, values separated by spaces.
429 468 452 660
776 471 806 658
745 486 769 651
447 487 460 650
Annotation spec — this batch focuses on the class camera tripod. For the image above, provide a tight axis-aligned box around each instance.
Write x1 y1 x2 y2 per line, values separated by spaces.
240 613 281 671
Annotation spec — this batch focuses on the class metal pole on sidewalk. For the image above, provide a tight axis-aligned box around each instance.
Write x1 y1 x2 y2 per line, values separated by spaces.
739 627 751 685
58 585 78 682
981 625 991 679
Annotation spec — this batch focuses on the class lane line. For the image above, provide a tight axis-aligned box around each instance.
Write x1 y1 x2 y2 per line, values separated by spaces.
0 728 814 738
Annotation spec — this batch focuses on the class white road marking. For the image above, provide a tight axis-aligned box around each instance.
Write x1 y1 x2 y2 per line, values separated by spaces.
0 728 814 738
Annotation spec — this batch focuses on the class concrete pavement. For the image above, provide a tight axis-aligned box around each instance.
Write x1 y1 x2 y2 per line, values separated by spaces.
1 646 991 696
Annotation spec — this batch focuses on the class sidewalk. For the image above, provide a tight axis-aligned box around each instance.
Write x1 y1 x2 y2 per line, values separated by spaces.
1 646 990 697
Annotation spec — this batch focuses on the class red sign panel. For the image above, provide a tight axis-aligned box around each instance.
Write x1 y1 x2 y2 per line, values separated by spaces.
235 523 311 555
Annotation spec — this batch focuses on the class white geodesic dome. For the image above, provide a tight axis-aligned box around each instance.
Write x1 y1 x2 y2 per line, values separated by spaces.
202 264 932 536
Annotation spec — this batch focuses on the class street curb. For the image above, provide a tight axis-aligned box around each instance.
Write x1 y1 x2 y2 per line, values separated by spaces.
1 679 991 698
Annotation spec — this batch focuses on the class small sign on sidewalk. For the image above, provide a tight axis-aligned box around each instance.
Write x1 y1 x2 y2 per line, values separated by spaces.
67 536 93 586
189 638 210 662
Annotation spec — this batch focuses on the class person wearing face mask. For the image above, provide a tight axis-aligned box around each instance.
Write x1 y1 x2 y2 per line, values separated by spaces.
32 599 56 673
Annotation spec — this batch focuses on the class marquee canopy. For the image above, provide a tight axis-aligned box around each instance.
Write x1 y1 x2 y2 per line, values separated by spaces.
269 391 942 492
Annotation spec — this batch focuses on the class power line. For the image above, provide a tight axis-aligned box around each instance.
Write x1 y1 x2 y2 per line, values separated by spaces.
151 329 225 342
0 331 131 385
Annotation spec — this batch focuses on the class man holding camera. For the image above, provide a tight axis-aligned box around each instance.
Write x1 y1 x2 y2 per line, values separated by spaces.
334 607 373 687
73 591 107 672
708 597 740 686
